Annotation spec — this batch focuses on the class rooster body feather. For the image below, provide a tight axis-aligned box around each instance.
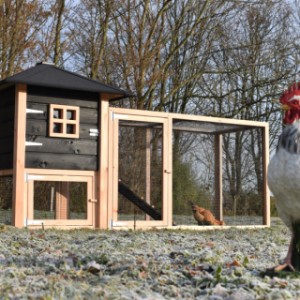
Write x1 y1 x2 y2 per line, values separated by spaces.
268 83 300 271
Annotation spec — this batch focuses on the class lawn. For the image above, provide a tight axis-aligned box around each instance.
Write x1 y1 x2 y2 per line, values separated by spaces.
0 219 299 299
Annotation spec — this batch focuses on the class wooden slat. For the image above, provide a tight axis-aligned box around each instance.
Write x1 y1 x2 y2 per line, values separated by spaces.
0 136 14 154
111 107 268 128
0 86 15 108
27 85 99 102
0 153 13 169
166 116 173 227
26 152 97 170
27 94 98 109
262 126 270 226
0 121 14 138
145 128 151 221
214 134 223 221
0 105 15 123
173 124 253 134
58 182 69 219
12 84 27 227
25 136 97 155
0 169 13 176
98 99 109 228
25 168 96 176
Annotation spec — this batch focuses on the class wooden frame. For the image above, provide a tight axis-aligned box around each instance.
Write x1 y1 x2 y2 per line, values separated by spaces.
98 98 110 229
49 104 80 138
12 84 27 227
262 125 270 225
0 169 13 176
105 107 270 229
25 169 96 228
214 134 223 221
109 111 171 229
8 88 269 229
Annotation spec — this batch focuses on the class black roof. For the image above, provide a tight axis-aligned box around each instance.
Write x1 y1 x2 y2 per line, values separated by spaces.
0 62 132 100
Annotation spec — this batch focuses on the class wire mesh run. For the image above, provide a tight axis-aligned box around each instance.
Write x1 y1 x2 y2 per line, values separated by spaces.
0 175 13 225
118 121 163 221
172 119 265 226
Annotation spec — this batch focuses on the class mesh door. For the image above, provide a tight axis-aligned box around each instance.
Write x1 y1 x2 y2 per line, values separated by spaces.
118 121 163 221
0 176 13 224
33 181 87 220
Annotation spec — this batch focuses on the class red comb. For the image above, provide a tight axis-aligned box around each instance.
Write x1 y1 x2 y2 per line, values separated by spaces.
280 82 300 104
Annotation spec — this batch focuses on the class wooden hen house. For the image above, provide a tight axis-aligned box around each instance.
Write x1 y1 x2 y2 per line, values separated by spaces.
0 63 270 229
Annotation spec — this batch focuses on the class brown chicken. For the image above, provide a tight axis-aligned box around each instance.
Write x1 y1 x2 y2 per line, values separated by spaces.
190 202 224 226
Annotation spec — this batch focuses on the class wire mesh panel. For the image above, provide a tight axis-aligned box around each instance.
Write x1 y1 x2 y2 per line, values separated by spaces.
33 181 87 220
0 176 13 224
118 120 163 221
222 129 264 225
172 119 264 226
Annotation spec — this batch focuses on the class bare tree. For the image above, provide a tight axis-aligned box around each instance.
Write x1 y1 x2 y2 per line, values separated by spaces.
198 1 294 207
53 0 66 65
68 0 115 79
0 0 49 77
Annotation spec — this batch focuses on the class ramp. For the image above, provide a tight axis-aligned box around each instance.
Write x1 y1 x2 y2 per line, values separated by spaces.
118 180 162 220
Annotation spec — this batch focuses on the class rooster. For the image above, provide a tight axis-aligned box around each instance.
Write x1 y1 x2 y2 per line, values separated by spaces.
189 201 224 226
268 82 300 272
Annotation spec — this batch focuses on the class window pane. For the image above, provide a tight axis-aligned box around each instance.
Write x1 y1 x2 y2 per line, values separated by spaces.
67 110 75 120
69 182 87 219
66 124 75 134
53 109 62 119
34 181 56 219
53 123 62 133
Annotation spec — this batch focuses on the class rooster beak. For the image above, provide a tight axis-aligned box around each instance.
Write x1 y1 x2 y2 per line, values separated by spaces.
281 104 291 111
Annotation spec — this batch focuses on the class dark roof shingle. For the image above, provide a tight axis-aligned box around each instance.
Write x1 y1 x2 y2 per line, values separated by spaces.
0 62 132 100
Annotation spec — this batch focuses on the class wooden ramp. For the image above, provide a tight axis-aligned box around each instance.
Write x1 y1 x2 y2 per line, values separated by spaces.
118 180 162 220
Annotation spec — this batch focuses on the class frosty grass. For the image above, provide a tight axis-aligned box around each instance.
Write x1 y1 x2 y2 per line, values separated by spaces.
0 218 299 299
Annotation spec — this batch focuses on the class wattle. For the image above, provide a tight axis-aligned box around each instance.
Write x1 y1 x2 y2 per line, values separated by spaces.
283 109 300 124
284 109 300 124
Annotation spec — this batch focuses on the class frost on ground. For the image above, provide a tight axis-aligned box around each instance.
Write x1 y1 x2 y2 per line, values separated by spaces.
0 219 300 299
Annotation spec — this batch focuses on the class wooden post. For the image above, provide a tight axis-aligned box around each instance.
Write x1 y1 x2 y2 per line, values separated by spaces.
262 126 270 226
60 182 69 219
166 116 173 226
98 96 110 228
12 84 27 227
214 134 223 221
145 128 151 221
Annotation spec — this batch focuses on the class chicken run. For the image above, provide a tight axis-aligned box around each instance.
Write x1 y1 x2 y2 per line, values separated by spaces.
0 64 269 229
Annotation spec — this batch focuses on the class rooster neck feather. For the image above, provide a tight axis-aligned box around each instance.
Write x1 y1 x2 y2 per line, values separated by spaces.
277 121 300 154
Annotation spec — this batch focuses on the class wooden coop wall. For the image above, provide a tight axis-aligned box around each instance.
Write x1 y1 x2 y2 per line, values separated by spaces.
26 86 100 171
0 87 15 170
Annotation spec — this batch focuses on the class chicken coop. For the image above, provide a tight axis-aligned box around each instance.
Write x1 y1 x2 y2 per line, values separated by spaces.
0 63 270 229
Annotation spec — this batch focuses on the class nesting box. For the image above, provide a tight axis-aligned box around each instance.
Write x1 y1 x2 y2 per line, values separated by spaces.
0 63 270 229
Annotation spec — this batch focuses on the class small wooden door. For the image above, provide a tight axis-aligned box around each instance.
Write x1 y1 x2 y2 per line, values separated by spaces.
26 173 95 227
109 111 172 228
